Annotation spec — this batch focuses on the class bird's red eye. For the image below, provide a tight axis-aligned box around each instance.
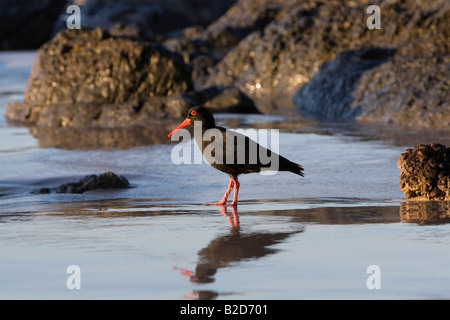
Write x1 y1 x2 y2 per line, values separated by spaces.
191 110 197 116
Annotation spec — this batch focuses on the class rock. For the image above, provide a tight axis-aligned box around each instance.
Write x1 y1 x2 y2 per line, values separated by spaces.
293 48 396 119
38 172 130 194
5 27 194 126
290 0 450 127
398 143 450 200
207 1 340 112
187 86 260 114
5 27 262 132
52 0 237 36
0 0 66 50
163 0 298 91
196 0 449 124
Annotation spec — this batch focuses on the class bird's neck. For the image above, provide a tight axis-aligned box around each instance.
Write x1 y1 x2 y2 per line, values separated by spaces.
200 118 216 133
195 118 217 152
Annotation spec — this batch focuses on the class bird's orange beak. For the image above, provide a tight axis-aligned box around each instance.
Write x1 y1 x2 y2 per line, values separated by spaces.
168 118 192 137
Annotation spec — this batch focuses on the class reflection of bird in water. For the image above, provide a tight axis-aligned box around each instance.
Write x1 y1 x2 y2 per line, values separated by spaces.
168 106 304 206
218 204 240 228
174 206 304 299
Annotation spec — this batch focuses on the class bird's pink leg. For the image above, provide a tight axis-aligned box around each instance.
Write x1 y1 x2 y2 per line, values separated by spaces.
226 179 240 207
207 178 235 206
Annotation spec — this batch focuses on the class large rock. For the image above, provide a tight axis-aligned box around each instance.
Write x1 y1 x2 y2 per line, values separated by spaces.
5 26 261 133
195 0 449 124
163 0 296 90
398 143 450 201
5 27 194 127
293 47 395 119
52 0 237 37
206 0 354 112
291 0 450 127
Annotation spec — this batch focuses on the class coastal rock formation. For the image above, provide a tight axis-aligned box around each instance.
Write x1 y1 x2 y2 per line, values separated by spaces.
398 143 450 201
5 27 259 132
291 0 450 127
6 27 193 125
5 27 193 129
52 0 237 36
38 172 130 194
4 0 450 134
293 48 395 119
200 0 449 123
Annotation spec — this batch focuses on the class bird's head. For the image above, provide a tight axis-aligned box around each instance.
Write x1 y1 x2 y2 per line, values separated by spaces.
168 106 215 137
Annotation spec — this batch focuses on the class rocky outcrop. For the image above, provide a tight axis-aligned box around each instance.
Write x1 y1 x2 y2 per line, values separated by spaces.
5 27 260 132
290 0 450 127
53 0 237 36
293 47 396 119
5 0 449 134
38 172 130 194
198 0 449 124
398 144 450 201
5 27 193 127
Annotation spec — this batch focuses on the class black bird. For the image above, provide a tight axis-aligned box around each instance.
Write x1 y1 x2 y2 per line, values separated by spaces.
168 106 304 206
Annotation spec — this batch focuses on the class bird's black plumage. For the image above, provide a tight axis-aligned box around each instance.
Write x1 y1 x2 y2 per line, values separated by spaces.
168 106 304 206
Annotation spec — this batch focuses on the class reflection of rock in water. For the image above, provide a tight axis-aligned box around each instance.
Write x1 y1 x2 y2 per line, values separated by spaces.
400 201 450 225
190 227 304 284
30 123 179 150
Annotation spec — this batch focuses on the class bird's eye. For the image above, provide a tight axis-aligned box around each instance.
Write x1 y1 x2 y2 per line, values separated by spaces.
191 110 197 116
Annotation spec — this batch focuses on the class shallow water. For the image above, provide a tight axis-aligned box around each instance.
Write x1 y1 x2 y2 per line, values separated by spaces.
1 52 450 300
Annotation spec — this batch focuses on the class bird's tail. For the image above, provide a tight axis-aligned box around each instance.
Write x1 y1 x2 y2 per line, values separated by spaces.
279 158 305 177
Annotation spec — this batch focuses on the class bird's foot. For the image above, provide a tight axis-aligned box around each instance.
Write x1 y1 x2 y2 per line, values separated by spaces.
205 201 238 207
225 202 237 207
205 201 227 206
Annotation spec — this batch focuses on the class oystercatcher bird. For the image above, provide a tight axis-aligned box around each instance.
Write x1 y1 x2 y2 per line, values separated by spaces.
168 106 304 206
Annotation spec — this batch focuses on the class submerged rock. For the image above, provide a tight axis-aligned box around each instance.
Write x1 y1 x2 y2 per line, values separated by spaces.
398 144 450 201
38 172 130 194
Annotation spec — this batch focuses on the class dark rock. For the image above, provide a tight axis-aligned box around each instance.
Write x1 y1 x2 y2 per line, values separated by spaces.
207 1 331 112
187 86 260 114
163 0 298 91
197 0 449 125
398 143 450 200
293 48 396 120
53 0 237 36
38 172 130 194
5 27 194 126
290 0 450 127
0 0 66 50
